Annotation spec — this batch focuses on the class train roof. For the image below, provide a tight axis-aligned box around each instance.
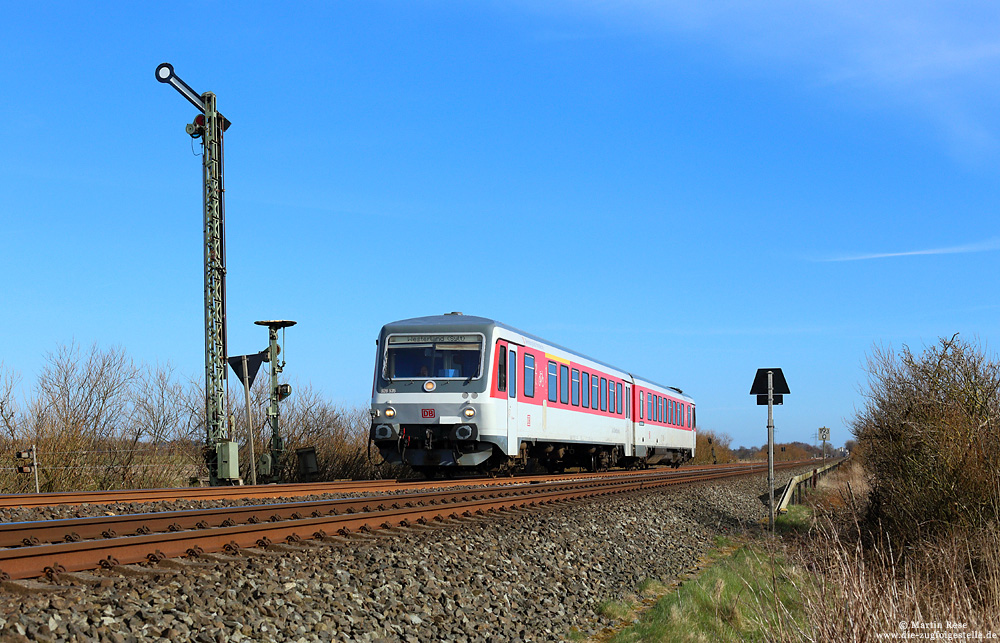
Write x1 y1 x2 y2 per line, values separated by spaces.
379 314 693 402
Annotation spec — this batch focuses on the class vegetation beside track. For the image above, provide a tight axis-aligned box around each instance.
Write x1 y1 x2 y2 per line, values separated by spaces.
0 342 405 492
582 536 811 643
594 335 1000 641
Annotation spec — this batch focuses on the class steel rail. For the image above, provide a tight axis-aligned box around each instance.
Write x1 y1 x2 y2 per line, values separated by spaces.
0 465 780 547
0 461 806 509
0 462 807 581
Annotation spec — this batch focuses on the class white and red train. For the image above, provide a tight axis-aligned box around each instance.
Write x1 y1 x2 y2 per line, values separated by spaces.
370 314 696 476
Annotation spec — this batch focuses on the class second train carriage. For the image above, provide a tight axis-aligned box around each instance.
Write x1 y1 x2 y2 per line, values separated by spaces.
369 313 696 475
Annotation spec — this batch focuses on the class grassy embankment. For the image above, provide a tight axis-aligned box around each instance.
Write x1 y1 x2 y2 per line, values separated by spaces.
582 335 1000 641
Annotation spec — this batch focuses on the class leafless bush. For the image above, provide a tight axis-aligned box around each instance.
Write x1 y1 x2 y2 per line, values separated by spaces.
797 461 1000 639
0 344 202 492
275 384 408 481
852 334 1000 543
692 429 735 464
0 341 406 492
224 377 408 483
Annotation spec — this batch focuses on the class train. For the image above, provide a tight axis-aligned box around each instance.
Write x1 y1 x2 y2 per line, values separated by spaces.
369 313 696 476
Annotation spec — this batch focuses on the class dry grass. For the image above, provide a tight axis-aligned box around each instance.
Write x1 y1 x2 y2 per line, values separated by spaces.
0 342 401 492
794 460 1000 640
801 521 1000 639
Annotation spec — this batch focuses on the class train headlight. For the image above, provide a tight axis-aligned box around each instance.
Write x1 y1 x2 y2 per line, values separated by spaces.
384 407 396 418
423 380 436 392
463 407 475 418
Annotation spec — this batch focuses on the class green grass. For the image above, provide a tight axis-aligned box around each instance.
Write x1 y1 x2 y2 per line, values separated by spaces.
597 597 638 621
604 543 812 643
775 504 813 535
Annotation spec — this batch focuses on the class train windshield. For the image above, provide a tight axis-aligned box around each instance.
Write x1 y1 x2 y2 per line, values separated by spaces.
384 334 484 380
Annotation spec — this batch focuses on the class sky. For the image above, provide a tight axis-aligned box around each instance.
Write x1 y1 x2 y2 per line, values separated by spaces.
2 1 1000 450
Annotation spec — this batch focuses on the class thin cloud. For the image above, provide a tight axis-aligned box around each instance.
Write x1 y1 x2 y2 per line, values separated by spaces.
529 1 1000 158
823 238 1000 262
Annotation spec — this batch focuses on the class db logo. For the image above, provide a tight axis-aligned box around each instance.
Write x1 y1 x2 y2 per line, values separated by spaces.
421 409 435 419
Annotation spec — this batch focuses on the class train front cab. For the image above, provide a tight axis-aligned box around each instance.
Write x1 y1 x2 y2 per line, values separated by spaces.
370 326 512 474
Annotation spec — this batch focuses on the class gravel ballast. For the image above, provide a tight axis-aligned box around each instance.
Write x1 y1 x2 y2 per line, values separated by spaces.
0 465 820 642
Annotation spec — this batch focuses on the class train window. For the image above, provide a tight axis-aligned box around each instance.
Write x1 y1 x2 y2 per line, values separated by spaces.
600 377 607 411
582 372 590 407
609 380 616 414
560 364 569 404
385 334 484 380
625 386 630 418
592 375 600 409
497 345 507 392
510 350 517 399
669 399 673 424
616 382 623 415
692 407 696 428
548 362 558 402
647 394 653 421
524 355 535 398
659 397 663 423
571 369 580 406
639 391 644 419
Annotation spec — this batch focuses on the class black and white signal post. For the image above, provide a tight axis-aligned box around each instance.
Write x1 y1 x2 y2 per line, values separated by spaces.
750 368 789 531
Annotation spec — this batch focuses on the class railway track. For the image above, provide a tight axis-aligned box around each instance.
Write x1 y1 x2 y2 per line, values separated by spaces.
0 461 810 582
0 460 810 509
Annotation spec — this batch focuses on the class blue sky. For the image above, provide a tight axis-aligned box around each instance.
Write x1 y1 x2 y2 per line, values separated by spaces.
3 1 999 450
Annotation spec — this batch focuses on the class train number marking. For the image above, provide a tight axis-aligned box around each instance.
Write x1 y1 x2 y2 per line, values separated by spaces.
421 409 435 419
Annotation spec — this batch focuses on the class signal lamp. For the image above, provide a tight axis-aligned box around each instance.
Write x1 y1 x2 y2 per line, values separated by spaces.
384 407 396 418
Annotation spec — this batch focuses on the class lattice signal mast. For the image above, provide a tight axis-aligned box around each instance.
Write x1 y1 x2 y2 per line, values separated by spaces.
156 63 238 486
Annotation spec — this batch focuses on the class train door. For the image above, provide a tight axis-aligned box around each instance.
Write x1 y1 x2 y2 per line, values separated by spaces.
507 345 519 456
626 378 636 457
